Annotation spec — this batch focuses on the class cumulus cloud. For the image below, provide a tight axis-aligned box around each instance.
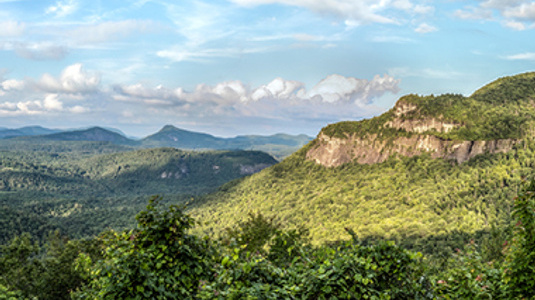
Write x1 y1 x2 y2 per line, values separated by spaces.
1 79 24 91
455 0 535 29
306 74 399 104
414 23 437 33
38 63 100 93
110 74 400 123
0 67 400 132
0 93 90 116
0 64 96 116
251 78 305 101
46 0 77 17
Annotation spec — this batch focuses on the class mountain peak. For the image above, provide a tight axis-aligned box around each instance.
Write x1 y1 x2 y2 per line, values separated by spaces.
160 124 180 131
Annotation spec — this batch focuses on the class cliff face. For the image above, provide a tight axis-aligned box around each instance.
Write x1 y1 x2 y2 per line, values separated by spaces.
306 133 517 167
306 99 519 167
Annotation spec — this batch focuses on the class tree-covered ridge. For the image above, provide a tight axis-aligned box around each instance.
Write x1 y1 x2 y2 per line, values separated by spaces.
0 147 277 240
189 138 535 247
322 72 535 141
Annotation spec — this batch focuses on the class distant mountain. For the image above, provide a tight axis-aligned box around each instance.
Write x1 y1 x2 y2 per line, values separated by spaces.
141 125 224 149
142 125 313 159
28 127 136 145
2 124 312 159
189 72 535 249
0 126 62 139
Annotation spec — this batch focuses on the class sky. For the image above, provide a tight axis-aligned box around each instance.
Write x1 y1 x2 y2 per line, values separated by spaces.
0 0 534 138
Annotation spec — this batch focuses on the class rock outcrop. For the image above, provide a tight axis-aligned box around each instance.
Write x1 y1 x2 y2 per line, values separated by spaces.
306 99 519 167
306 133 518 167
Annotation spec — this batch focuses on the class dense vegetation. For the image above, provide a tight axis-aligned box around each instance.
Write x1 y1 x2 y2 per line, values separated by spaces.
0 145 276 240
1 186 534 299
190 138 535 251
322 72 535 141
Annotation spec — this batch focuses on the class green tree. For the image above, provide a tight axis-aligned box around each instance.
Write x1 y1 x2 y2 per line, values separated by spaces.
504 180 535 299
75 196 215 299
0 233 43 299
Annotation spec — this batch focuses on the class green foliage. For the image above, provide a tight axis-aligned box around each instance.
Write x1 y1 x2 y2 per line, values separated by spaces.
0 233 43 298
191 138 535 250
0 283 22 300
0 231 101 300
0 147 276 240
200 234 431 299
75 196 216 299
504 180 535 299
224 212 282 255
434 241 506 299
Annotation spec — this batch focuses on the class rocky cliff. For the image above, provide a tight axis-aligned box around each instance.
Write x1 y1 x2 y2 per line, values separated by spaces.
306 132 517 167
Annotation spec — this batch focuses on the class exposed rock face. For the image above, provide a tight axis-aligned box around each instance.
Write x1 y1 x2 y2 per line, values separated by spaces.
385 118 459 133
240 163 272 175
385 98 460 133
306 133 518 167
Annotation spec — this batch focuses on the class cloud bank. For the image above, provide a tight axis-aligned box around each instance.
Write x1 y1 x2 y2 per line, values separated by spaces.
0 63 400 134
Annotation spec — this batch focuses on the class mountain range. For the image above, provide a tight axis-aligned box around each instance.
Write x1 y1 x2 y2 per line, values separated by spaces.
0 125 312 159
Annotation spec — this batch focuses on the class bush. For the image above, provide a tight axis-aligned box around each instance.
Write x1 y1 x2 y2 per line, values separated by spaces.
74 196 216 299
504 180 535 299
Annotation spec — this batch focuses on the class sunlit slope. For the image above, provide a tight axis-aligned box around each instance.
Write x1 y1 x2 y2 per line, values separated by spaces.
189 72 535 245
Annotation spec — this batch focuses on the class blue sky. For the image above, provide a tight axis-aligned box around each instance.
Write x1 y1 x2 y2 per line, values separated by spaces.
1 0 534 137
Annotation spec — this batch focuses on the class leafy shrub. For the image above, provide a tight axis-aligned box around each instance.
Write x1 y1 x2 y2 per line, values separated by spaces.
504 180 535 299
74 196 216 299
434 240 506 299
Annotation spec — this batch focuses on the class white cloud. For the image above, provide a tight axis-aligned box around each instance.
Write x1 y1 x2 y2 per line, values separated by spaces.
38 63 100 93
455 0 535 29
112 74 400 111
1 79 24 91
0 64 97 116
46 0 77 17
504 20 527 30
43 94 64 111
505 52 535 60
69 105 89 113
414 23 437 33
0 21 25 37
504 2 535 20
251 78 305 101
454 6 493 20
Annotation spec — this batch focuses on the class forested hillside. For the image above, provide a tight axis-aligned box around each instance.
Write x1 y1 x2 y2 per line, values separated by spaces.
190 72 535 251
0 145 276 239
